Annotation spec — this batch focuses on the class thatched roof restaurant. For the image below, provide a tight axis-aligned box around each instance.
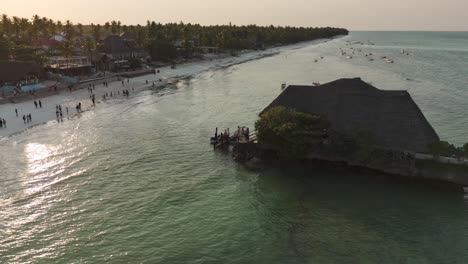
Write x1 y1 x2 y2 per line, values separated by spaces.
261 78 439 153
0 61 44 83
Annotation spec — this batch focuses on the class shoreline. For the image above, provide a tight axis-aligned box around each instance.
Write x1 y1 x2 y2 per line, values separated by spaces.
0 36 344 140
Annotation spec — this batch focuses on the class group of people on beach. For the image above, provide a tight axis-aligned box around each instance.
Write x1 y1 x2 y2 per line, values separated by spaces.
146 79 163 88
12 107 32 125
76 102 82 113
0 117 6 128
102 89 131 100
55 105 68 122
23 114 32 124
33 100 42 108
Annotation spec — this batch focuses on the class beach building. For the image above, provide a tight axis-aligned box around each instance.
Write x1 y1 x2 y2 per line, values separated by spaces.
0 61 45 95
97 34 149 72
261 78 439 153
45 56 93 76
255 78 468 186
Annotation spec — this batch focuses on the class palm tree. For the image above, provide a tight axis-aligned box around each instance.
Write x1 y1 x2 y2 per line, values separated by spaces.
59 40 73 58
64 20 75 40
110 20 117 34
0 34 11 60
11 16 20 42
56 20 63 32
19 18 30 43
84 36 95 55
104 22 110 33
117 21 121 34
48 19 56 35
77 23 84 37
1 14 12 38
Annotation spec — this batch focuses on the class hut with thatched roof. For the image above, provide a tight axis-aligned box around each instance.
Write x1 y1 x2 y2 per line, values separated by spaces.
261 78 439 154
0 61 44 84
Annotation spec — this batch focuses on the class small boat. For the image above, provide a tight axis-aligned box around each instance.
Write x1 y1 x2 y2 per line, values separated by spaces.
385 58 394 63
312 82 321 86
346 56 352 59
314 59 318 63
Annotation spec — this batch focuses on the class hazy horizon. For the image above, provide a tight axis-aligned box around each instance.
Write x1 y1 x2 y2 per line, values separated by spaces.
3 0 468 31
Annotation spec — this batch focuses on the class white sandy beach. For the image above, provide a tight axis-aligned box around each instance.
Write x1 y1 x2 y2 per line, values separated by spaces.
0 38 337 140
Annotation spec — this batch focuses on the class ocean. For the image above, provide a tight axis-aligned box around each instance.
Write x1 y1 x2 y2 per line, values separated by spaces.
1 31 468 263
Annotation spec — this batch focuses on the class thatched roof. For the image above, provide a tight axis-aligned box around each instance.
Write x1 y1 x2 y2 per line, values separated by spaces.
100 35 144 55
261 78 439 153
0 61 43 82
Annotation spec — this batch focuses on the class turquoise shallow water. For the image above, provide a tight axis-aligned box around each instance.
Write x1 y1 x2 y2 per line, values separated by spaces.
1 32 468 263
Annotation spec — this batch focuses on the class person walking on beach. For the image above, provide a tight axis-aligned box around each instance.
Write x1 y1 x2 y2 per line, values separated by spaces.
22 115 26 124
0 118 3 128
39 100 42 108
2 119 5 128
56 110 60 121
15 108 18 117
34 101 38 108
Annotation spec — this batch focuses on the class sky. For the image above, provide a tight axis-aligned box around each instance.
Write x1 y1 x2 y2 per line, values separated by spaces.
3 0 468 31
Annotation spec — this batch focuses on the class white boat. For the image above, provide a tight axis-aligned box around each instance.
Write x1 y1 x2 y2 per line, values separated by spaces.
385 58 394 63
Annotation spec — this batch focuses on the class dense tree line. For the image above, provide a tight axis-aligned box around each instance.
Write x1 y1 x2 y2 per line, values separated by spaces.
0 14 348 63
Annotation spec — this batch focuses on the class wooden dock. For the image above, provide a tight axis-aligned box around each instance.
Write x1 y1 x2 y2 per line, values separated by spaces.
211 128 258 161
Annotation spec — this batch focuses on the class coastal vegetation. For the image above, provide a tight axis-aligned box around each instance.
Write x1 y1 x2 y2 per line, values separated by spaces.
429 141 468 159
0 14 348 63
257 107 468 163
255 106 330 158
